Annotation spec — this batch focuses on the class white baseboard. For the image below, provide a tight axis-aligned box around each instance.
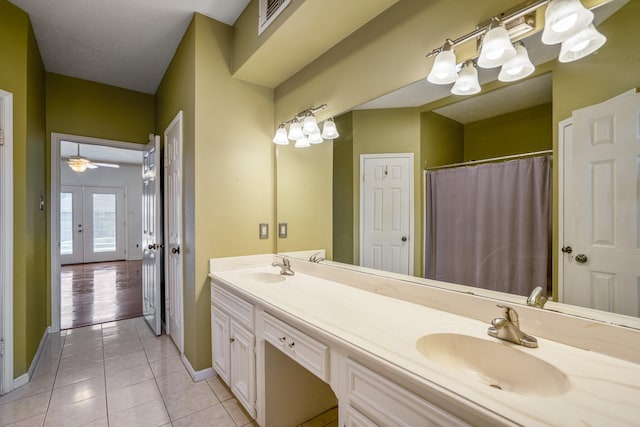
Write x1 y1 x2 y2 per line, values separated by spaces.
181 354 215 382
13 326 50 389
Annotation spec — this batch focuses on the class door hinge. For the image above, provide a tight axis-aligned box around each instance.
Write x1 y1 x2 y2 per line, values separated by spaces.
0 338 4 356
0 130 5 146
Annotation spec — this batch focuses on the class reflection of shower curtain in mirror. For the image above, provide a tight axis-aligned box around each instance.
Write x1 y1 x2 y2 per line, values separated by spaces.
424 156 551 296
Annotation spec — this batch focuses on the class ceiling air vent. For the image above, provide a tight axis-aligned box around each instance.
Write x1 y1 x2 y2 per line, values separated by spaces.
258 0 291 35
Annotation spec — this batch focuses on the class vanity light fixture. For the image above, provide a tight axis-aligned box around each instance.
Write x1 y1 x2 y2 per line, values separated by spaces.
427 39 458 84
542 0 594 45
558 24 606 62
425 0 606 95
273 104 340 147
498 41 535 82
451 61 481 95
478 19 516 68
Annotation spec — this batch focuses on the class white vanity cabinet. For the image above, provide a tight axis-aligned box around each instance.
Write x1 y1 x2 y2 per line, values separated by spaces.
345 359 469 427
211 283 256 418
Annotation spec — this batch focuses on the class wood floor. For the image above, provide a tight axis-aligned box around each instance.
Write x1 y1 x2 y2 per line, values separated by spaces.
60 260 142 330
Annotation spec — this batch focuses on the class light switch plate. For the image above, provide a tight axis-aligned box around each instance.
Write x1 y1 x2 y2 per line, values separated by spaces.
278 223 288 238
259 223 269 239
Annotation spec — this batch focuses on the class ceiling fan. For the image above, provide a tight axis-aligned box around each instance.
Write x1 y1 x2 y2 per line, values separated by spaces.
66 144 120 172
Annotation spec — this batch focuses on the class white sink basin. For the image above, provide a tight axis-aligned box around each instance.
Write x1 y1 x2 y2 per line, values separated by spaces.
416 333 570 397
241 271 287 284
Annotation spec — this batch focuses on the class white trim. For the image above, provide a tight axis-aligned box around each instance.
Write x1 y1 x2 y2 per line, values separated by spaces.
423 170 427 279
13 326 50 390
181 353 215 382
50 133 145 333
0 90 13 396
359 153 415 276
557 118 572 303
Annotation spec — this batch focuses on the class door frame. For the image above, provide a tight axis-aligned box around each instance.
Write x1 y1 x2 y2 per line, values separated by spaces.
50 133 146 332
0 89 13 394
359 153 414 275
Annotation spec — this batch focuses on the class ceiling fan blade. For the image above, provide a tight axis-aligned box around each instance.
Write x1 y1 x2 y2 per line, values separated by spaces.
92 162 120 168
87 164 98 169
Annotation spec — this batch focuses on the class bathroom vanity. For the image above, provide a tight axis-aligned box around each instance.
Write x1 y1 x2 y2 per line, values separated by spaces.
209 254 640 427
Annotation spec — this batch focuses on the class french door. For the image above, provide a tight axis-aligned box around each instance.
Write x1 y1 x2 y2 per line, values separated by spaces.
60 186 126 265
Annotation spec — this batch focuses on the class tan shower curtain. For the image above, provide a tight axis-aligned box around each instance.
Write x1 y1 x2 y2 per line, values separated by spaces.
424 156 551 296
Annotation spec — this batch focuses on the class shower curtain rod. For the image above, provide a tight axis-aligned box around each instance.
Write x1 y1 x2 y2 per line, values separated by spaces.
425 149 553 171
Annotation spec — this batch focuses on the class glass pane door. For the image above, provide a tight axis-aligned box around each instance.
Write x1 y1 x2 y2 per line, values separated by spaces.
92 193 117 253
60 192 73 255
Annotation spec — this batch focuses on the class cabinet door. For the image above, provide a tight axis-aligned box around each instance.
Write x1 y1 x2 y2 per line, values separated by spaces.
212 307 230 384
345 406 378 427
230 320 256 418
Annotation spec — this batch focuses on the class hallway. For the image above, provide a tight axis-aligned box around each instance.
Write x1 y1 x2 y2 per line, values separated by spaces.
0 318 255 426
61 261 143 330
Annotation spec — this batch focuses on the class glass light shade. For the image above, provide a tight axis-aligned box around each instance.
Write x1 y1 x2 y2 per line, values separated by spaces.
427 49 458 84
302 115 320 135
498 43 535 82
272 126 289 145
321 119 340 139
294 136 310 148
288 121 304 140
308 132 324 144
558 24 606 62
451 62 481 95
542 0 594 45
478 24 516 68
67 157 90 172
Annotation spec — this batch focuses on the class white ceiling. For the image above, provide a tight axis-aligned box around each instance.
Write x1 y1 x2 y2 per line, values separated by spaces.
61 141 143 165
9 0 250 94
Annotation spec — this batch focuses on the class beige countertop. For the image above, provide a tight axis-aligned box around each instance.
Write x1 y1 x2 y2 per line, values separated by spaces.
210 265 640 427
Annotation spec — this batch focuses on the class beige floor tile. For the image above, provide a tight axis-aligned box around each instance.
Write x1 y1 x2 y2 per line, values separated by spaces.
242 422 260 427
144 341 179 362
108 398 170 427
4 413 46 427
0 392 50 426
172 403 235 427
78 417 108 427
54 361 104 389
49 376 105 407
154 369 194 396
106 379 162 414
149 355 187 378
104 350 148 374
103 341 144 359
140 335 173 349
105 363 154 393
59 350 104 370
158 380 218 421
207 377 233 402
44 394 106 427
0 373 55 406
221 398 253 427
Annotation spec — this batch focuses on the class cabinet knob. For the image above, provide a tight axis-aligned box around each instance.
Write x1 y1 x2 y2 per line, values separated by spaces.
279 336 286 343
229 337 235 343
288 342 295 349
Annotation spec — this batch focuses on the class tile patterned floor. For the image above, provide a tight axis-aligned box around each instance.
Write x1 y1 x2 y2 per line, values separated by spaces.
0 318 258 427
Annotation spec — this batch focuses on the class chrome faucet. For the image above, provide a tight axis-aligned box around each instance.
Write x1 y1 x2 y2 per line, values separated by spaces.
526 286 547 308
272 258 295 276
309 252 325 263
487 305 538 348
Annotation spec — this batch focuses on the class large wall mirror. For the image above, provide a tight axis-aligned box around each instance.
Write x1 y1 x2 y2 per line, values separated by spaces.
276 0 639 327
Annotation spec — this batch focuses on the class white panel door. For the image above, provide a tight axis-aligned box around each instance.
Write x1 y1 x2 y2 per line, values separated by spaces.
230 320 256 418
360 154 413 275
211 307 230 384
563 92 640 316
60 186 84 265
142 135 162 335
165 111 184 353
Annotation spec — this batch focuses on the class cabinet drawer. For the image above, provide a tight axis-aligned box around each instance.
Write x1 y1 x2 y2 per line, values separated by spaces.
346 359 469 427
212 283 254 330
262 312 329 382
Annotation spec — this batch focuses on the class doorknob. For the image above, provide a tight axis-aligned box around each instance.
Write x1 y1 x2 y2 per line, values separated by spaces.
561 246 572 254
172 247 180 254
401 236 407 242
575 254 588 264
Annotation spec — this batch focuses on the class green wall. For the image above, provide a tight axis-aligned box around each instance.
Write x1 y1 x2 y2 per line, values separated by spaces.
464 103 552 161
420 112 463 169
333 112 354 264
0 0 47 377
46 73 155 144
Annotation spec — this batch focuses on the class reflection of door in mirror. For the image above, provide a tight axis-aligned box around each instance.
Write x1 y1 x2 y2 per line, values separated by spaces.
360 154 413 275
562 91 640 317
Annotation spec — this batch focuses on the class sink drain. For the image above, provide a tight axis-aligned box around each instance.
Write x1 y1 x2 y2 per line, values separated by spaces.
489 384 503 390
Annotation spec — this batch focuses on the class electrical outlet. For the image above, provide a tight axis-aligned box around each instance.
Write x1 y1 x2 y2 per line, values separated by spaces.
259 223 269 239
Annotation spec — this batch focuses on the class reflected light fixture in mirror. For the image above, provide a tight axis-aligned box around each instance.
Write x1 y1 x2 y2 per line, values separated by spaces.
451 61 481 95
273 104 340 147
478 19 516 68
425 0 606 96
499 41 535 82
